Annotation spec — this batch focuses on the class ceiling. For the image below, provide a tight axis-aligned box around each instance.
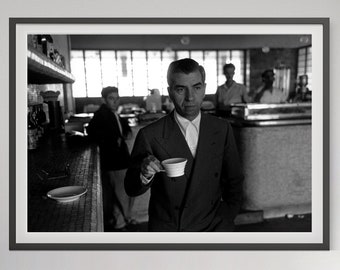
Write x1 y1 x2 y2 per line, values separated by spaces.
70 34 312 50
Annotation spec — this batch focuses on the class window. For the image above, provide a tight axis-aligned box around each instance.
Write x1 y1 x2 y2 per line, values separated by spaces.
70 50 86 98
71 49 246 97
147 51 163 92
297 46 312 90
131 51 148 96
84 51 102 97
101 51 118 90
204 51 218 94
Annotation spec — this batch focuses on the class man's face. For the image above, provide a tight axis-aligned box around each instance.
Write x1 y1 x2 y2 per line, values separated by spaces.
104 92 120 111
224 67 235 81
167 70 206 121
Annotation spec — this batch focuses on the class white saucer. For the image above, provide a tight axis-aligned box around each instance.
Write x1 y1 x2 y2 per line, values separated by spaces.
47 186 87 203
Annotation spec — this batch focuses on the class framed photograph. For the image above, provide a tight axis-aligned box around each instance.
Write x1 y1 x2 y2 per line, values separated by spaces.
9 18 329 250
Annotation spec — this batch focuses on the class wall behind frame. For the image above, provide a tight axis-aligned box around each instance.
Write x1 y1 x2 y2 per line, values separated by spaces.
1 1 339 270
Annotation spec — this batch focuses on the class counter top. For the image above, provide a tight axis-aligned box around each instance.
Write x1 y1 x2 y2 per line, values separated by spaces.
230 102 311 121
28 133 103 232
229 117 311 127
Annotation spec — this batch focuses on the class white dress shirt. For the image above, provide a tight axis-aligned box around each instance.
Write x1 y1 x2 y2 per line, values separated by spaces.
174 110 201 158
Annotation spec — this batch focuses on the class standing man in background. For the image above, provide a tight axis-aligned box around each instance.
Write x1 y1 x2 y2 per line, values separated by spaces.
215 63 252 116
87 86 136 232
125 58 244 232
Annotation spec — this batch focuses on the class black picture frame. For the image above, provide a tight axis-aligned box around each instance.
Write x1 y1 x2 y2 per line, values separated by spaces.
9 17 329 250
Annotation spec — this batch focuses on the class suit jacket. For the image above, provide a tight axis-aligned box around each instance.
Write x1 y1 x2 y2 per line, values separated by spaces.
124 111 243 232
87 104 131 171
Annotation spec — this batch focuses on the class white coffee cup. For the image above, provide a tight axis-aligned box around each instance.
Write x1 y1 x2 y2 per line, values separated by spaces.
161 158 188 177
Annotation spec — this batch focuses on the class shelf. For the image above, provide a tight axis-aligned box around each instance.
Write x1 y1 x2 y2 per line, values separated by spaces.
27 47 75 84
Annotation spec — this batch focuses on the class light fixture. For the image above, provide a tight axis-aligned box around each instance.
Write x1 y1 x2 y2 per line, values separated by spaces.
180 36 190 45
299 36 310 44
164 46 173 53
262 46 270 53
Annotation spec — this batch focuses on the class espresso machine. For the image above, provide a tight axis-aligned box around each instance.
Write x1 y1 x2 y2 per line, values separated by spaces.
40 90 64 132
48 100 64 131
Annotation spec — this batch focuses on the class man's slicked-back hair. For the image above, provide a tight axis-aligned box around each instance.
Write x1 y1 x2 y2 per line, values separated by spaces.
101 86 118 99
167 58 206 87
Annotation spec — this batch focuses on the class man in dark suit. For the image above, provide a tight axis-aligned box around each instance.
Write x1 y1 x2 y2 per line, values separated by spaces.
87 86 135 231
125 59 243 232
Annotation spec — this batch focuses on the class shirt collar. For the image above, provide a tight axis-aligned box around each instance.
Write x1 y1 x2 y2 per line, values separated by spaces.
224 80 235 89
174 110 201 133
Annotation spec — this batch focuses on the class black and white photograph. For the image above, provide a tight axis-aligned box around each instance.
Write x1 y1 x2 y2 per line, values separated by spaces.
9 18 328 250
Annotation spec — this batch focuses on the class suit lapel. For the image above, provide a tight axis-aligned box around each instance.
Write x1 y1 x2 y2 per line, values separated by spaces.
195 113 221 164
103 105 122 138
184 113 222 200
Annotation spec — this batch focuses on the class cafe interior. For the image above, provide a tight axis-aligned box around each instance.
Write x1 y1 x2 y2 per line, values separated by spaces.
27 34 312 232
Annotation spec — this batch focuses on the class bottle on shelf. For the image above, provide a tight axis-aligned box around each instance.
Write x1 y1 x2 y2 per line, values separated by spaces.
38 35 53 56
36 105 47 136
27 107 38 150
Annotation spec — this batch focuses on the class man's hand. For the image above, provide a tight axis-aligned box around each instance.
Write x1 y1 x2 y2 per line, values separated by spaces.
141 155 164 178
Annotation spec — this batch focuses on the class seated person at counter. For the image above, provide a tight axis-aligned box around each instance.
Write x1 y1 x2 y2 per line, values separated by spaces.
125 58 244 232
291 74 312 103
215 63 252 115
253 69 288 103
87 86 136 232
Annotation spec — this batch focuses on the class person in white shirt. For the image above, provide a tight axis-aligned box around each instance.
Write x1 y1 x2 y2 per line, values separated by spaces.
254 69 288 103
215 63 252 116
125 58 244 232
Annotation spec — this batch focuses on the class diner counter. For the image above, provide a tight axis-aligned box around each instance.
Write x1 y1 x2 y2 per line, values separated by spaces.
227 104 312 219
28 133 103 232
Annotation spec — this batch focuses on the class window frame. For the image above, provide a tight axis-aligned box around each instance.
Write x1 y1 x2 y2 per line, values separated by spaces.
70 49 247 97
